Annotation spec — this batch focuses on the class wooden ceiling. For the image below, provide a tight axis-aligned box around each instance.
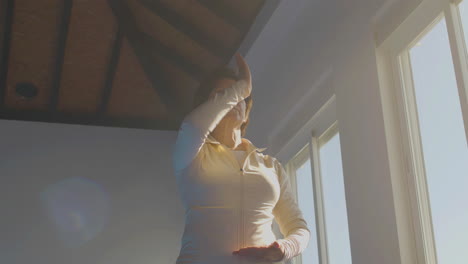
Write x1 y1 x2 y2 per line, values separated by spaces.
0 0 267 130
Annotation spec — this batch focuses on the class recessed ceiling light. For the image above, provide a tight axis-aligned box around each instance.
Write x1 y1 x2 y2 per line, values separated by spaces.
15 82 38 99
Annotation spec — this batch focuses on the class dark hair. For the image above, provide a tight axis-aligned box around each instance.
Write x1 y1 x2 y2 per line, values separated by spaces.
193 66 253 137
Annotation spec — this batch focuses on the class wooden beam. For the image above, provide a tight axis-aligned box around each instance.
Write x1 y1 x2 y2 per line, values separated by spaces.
0 108 180 130
109 0 205 80
126 33 188 120
108 0 196 120
196 0 247 31
138 0 231 59
98 26 123 115
138 30 205 81
0 0 14 109
49 0 73 110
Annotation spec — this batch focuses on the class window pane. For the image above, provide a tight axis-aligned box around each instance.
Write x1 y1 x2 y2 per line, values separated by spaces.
459 0 468 61
409 17 468 264
319 132 352 264
296 159 319 264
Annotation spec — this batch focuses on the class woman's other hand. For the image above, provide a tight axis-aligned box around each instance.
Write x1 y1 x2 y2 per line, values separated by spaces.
235 53 252 98
232 241 285 262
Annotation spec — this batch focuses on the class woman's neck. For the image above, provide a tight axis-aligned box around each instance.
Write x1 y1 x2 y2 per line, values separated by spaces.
211 127 246 150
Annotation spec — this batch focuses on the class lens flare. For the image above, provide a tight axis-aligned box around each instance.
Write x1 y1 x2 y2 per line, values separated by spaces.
40 177 110 248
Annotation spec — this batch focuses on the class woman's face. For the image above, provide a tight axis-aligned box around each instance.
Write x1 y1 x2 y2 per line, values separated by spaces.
208 78 247 126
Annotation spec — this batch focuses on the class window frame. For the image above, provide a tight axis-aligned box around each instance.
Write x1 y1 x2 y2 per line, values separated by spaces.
285 95 345 264
377 0 468 263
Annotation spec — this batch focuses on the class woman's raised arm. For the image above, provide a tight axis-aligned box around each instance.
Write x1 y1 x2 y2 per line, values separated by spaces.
172 80 250 173
172 54 252 174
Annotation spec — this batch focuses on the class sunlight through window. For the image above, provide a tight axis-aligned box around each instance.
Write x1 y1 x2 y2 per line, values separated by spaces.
319 132 352 264
296 158 319 264
409 17 468 264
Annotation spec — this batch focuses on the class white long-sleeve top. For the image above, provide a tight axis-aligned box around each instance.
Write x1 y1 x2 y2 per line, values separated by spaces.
172 79 310 264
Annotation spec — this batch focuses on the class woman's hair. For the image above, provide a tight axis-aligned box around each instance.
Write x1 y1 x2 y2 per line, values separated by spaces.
193 66 253 137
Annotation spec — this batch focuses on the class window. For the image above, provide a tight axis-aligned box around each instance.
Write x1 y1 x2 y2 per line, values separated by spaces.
286 97 352 264
409 15 468 264
317 127 352 264
378 0 468 263
294 152 319 264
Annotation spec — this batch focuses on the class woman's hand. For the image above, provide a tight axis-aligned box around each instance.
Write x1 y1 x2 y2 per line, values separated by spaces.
232 241 285 262
235 53 252 99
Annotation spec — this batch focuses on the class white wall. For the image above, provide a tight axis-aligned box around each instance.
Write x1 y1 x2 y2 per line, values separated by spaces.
0 119 183 264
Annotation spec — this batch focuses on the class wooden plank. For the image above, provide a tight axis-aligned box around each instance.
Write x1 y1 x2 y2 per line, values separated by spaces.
146 44 200 116
49 0 72 110
109 0 206 80
109 0 205 121
57 0 119 114
139 0 231 58
128 0 221 74
197 0 267 62
0 0 14 108
107 37 167 120
221 0 265 23
156 0 241 54
4 0 64 111
196 0 248 30
98 27 123 115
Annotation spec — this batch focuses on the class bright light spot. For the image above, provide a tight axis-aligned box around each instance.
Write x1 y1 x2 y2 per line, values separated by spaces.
40 177 110 248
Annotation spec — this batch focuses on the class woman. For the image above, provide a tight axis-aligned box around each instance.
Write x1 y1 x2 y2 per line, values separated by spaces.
172 53 310 264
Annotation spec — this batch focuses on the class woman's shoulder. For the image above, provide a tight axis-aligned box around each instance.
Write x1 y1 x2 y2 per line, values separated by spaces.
258 151 277 161
258 153 280 168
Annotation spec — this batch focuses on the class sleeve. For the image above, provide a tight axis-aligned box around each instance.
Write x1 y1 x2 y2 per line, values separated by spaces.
172 79 250 174
272 158 311 262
